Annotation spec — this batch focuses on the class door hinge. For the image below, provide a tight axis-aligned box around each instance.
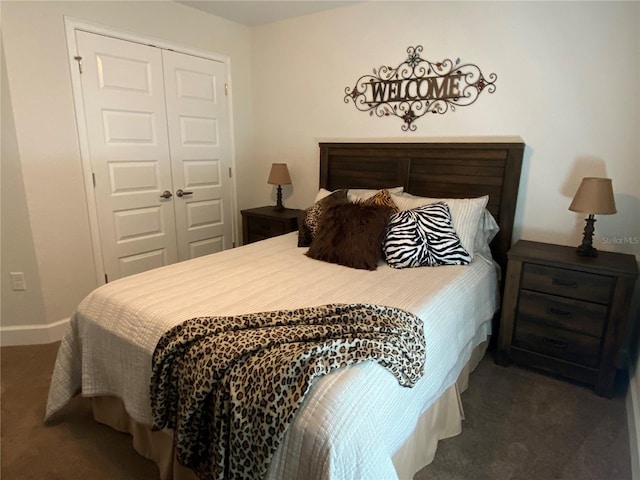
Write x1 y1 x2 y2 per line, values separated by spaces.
92 172 96 187
104 273 108 284
225 83 228 96
74 55 83 74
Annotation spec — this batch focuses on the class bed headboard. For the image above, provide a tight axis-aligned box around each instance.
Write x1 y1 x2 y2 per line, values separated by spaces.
318 140 525 274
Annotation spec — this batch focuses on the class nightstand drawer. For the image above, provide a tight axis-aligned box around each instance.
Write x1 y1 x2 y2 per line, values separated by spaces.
241 206 303 245
513 320 601 367
517 290 607 338
521 264 613 304
247 216 285 238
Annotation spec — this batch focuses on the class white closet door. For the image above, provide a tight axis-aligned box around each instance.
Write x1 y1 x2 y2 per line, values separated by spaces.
75 30 235 281
162 50 233 260
76 30 178 279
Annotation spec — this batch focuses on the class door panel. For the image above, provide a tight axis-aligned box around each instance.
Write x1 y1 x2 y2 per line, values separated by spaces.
77 30 178 280
162 50 233 261
102 110 156 144
119 249 167 278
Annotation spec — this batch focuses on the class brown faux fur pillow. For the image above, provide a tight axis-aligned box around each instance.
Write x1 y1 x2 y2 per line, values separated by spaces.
297 189 348 247
305 202 392 270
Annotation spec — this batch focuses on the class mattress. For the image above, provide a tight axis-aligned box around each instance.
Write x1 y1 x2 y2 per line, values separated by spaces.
46 231 499 479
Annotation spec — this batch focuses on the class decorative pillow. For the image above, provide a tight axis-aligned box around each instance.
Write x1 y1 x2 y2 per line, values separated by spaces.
298 189 348 247
383 202 471 269
391 193 488 258
360 189 400 214
305 202 392 270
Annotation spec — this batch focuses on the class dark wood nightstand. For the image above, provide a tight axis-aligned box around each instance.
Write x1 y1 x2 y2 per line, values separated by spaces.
496 240 638 397
241 206 304 245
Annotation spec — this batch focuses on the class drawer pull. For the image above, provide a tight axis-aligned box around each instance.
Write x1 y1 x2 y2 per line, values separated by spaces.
547 306 574 319
551 277 577 288
542 337 568 349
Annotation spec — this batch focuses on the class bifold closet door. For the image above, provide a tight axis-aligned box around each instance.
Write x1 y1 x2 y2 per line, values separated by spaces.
75 30 232 281
162 49 233 262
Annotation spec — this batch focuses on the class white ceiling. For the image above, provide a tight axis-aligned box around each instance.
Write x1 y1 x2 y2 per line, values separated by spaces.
177 1 359 27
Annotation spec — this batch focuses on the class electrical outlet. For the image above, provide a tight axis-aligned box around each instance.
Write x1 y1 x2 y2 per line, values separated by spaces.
10 272 26 291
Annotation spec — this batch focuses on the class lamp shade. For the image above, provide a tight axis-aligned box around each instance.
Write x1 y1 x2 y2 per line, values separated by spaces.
267 163 291 185
569 177 617 215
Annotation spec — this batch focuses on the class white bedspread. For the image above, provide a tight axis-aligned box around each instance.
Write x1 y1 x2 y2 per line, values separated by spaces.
46 232 498 480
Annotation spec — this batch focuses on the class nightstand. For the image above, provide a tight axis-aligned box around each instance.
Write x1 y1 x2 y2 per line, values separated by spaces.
496 240 638 397
241 206 304 245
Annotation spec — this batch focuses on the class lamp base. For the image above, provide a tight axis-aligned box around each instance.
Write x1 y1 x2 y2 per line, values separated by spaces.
576 244 598 257
576 215 598 257
273 184 285 212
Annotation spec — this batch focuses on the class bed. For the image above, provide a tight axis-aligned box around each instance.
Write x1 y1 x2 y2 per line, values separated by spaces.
45 139 524 480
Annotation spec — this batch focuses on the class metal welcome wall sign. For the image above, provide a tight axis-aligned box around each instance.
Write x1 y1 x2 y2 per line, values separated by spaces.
344 46 497 131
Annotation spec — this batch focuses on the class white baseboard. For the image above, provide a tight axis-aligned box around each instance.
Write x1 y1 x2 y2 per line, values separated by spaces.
0 317 69 346
628 365 640 480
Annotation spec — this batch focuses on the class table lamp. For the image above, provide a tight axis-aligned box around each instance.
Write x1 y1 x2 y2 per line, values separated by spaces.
568 177 616 257
268 163 292 212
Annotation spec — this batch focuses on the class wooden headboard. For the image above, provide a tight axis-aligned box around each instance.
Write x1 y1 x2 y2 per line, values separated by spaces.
319 141 525 273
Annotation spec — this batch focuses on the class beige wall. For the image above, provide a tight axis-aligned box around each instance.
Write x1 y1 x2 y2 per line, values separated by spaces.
1 1 253 341
1 44 48 336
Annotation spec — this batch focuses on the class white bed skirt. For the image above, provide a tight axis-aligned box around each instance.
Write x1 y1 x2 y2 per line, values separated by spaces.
91 340 488 480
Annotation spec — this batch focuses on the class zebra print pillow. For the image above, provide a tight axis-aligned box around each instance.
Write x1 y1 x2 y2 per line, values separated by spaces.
390 193 488 259
383 202 471 268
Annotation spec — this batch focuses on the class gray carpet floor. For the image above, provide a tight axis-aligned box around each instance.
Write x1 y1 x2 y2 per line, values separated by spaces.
416 354 631 480
0 342 632 479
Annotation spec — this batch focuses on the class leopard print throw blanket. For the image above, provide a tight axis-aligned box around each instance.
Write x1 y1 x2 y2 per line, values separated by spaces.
150 303 426 480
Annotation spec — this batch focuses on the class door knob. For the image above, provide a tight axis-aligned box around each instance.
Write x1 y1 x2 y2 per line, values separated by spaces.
160 190 173 199
176 189 193 197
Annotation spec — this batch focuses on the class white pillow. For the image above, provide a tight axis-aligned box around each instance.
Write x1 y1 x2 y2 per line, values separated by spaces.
347 186 404 202
313 187 404 203
315 187 404 203
475 209 499 252
474 209 500 262
391 192 488 258
314 188 337 202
